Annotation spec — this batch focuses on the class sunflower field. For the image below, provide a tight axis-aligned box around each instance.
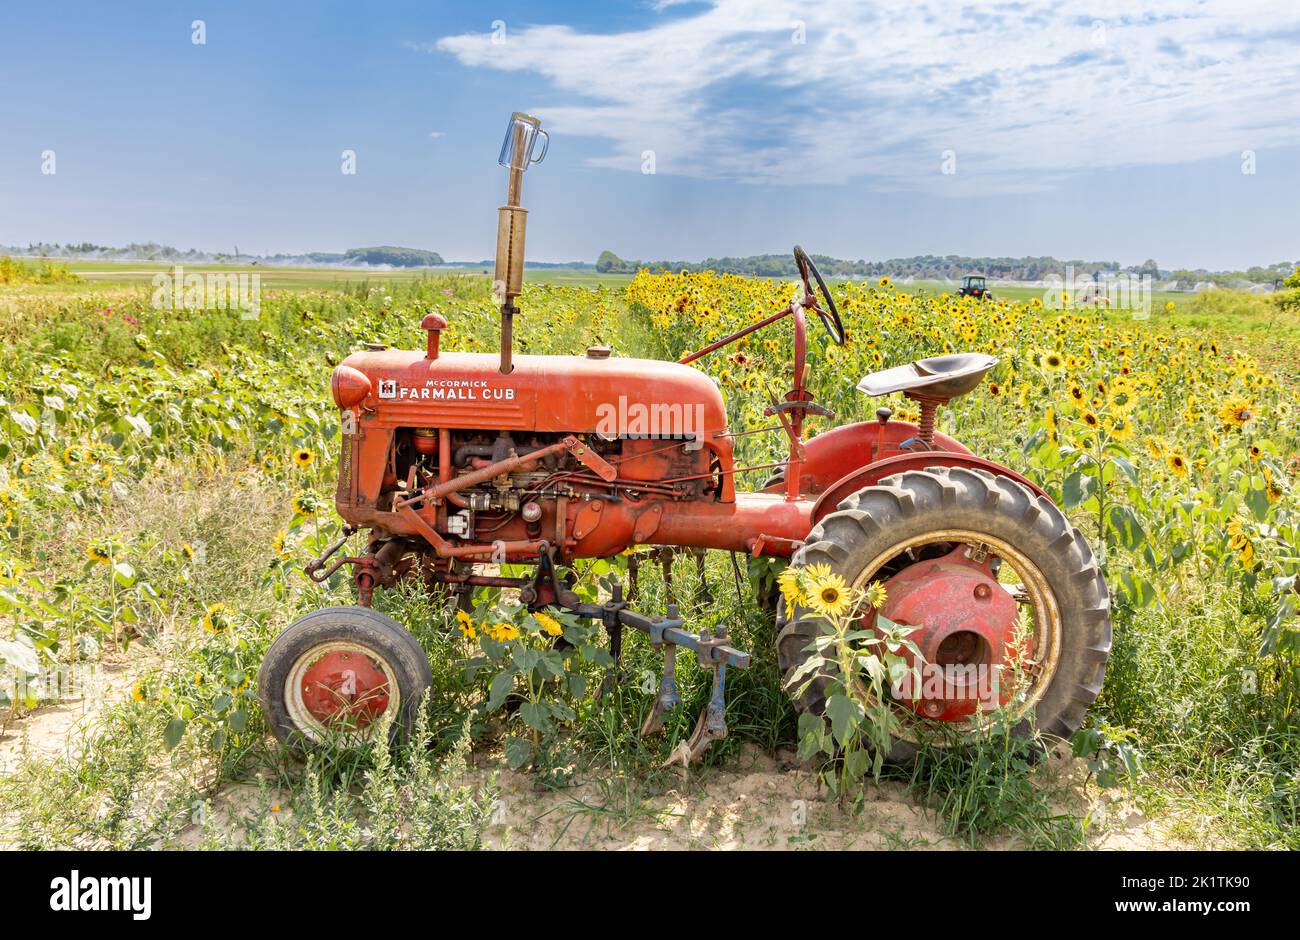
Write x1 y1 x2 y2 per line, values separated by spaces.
0 267 1298 849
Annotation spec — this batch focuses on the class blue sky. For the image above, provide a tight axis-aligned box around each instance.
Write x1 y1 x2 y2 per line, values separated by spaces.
1 0 1297 269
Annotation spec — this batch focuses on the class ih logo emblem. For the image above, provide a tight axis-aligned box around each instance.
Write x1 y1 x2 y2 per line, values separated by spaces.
378 379 397 399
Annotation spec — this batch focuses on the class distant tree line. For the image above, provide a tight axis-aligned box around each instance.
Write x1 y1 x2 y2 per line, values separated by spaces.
596 250 1297 283
2 242 444 268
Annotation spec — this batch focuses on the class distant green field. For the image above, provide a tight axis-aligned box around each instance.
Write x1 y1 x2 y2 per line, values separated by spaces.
24 259 633 292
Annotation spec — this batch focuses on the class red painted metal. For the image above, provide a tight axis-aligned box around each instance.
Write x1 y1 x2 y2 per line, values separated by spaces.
299 648 391 727
328 335 1047 567
874 548 1020 721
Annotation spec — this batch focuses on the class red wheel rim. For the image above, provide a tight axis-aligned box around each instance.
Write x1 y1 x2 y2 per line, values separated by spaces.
285 642 399 743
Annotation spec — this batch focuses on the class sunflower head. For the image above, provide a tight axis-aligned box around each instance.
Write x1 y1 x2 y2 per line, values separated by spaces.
292 493 321 516
1217 395 1255 429
1166 452 1189 477
534 610 564 637
1104 414 1134 442
808 572 852 618
203 603 232 634
292 447 316 468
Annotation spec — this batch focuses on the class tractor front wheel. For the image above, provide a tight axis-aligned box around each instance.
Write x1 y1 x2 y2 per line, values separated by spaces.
776 466 1110 760
258 606 433 749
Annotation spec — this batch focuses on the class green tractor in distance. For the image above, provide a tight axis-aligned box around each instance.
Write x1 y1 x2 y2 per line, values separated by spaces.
958 274 992 300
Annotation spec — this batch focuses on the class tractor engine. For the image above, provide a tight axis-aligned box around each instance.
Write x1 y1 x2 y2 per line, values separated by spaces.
328 321 734 566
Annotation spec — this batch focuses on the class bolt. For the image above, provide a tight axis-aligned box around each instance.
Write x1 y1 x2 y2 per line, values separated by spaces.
924 701 944 717
974 583 992 600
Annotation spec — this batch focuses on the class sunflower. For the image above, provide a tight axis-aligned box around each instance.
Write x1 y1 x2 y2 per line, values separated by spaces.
203 602 232 634
777 565 805 615
1042 351 1064 372
1166 451 1189 477
534 610 564 637
86 542 112 564
489 622 521 643
292 447 316 468
181 543 195 561
1104 414 1134 442
1228 529 1255 566
1106 385 1138 412
862 581 888 609
807 572 851 618
1068 383 1086 405
292 493 321 516
130 680 146 703
1217 395 1255 428
877 276 892 289
1263 467 1283 504
261 454 281 473
1080 410 1101 431
272 530 288 559
1248 444 1263 462
988 382 1002 397
803 562 833 582
455 609 477 640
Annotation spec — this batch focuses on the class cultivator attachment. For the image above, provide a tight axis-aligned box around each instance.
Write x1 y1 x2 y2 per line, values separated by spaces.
537 572 749 766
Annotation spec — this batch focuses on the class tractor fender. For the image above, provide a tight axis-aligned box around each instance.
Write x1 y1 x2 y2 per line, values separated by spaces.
765 419 974 496
809 451 1049 528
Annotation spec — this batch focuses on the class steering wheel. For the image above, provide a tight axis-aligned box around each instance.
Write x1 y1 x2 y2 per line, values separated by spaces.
793 245 845 345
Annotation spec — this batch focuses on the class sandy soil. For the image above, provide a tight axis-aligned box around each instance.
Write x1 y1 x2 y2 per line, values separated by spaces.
477 744 1190 851
1 653 1195 851
0 656 141 775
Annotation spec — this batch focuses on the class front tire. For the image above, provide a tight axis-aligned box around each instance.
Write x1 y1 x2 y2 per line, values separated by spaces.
776 466 1110 759
258 606 433 748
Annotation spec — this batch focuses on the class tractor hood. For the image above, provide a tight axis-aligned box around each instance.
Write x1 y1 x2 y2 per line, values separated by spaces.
334 348 729 439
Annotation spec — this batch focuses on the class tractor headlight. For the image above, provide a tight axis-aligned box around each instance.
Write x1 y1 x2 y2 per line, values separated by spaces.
331 365 372 409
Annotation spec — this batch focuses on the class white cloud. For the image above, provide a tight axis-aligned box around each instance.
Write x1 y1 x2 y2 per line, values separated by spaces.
426 0 1300 193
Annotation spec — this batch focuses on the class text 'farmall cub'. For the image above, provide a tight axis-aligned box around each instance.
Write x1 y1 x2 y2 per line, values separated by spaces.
258 113 1110 764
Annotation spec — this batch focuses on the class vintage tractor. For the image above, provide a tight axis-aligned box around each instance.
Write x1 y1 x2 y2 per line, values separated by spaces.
258 114 1110 763
958 274 992 300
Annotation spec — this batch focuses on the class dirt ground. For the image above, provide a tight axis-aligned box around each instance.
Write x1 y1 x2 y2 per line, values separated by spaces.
0 657 1196 851
477 745 1188 851
0 656 140 775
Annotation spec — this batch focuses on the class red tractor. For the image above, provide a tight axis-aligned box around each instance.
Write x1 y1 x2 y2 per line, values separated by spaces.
258 114 1110 763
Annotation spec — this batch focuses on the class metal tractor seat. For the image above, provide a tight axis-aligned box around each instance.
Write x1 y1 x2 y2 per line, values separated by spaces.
857 353 998 400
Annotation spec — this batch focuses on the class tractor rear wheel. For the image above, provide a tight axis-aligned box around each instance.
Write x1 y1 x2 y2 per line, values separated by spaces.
258 606 433 749
776 466 1110 761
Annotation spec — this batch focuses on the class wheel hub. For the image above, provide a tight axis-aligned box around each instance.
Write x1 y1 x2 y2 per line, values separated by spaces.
874 547 1022 721
298 647 392 728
